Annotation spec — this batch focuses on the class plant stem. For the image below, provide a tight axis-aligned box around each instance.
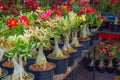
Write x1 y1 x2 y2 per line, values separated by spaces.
0 67 1 76
108 60 113 67
71 32 80 47
63 32 74 51
114 17 118 25
80 23 89 39
52 37 63 57
89 59 94 67
99 59 104 67
0 48 6 61
36 45 47 66
12 54 24 80
90 26 101 33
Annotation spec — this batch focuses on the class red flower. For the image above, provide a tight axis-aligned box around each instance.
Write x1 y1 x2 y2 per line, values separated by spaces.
109 52 115 57
67 6 71 11
19 16 29 25
7 18 17 28
86 7 95 13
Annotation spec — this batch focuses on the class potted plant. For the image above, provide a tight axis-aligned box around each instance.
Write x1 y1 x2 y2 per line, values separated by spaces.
70 5 84 59
58 11 77 66
93 0 111 30
96 41 106 73
0 38 7 66
89 11 103 46
28 27 56 80
108 0 120 32
0 42 8 79
106 46 116 73
3 30 34 80
0 11 35 74
47 16 69 74
77 1 97 50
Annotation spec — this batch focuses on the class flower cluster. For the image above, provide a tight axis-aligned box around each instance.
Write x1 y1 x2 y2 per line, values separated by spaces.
40 10 52 20
51 4 71 17
96 39 120 60
7 15 29 28
80 7 95 14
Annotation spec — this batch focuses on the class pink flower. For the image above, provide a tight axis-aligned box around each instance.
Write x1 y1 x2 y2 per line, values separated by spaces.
46 10 52 18
102 48 107 53
98 49 103 53
0 1 4 9
40 13 47 19
109 52 114 57
80 7 87 14
99 41 104 45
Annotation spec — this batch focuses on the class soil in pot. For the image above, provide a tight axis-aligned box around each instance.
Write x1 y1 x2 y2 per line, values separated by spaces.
29 62 55 80
0 69 8 79
1 61 27 75
3 72 34 80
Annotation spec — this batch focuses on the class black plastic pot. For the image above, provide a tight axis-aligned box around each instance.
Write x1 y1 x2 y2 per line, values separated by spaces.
47 56 69 74
93 33 98 40
26 58 36 72
115 69 120 76
29 63 55 80
79 38 90 50
44 49 53 57
104 59 109 66
1 63 14 75
83 57 91 69
106 67 114 73
3 72 34 80
73 46 83 59
0 69 8 79
89 36 94 46
111 24 120 32
68 52 76 66
97 66 106 73
87 65 94 72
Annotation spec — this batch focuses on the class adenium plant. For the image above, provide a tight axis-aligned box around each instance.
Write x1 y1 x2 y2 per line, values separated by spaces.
5 31 32 80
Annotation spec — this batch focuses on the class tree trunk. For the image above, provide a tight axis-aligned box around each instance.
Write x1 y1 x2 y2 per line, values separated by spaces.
71 32 81 47
89 59 94 67
12 54 25 80
99 59 104 67
36 45 47 69
80 23 89 39
108 60 113 67
52 37 63 57
0 67 1 76
63 32 74 52
0 48 6 61
114 17 118 25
